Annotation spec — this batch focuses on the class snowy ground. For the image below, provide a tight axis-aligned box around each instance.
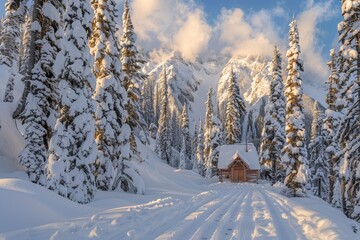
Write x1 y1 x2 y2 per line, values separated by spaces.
1 182 359 240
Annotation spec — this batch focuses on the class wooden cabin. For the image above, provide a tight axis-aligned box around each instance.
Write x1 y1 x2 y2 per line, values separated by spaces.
218 143 260 183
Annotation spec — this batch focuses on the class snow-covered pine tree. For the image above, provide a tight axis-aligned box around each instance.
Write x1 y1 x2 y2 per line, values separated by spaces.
335 0 360 220
196 121 205 176
90 0 142 194
3 62 16 102
16 0 64 185
46 0 97 204
155 67 172 164
19 7 31 75
179 136 186 170
141 77 154 127
181 104 192 169
324 49 342 204
192 122 198 171
308 101 328 200
170 110 180 152
206 115 223 178
154 82 161 125
121 0 147 148
332 178 343 209
203 87 223 178
259 45 286 183
204 88 214 161
0 0 26 67
225 67 244 144
282 18 309 197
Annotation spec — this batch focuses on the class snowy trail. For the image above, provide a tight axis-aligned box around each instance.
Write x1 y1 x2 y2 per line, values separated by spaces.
2 183 359 240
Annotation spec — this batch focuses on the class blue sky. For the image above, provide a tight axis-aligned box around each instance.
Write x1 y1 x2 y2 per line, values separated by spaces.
0 0 343 85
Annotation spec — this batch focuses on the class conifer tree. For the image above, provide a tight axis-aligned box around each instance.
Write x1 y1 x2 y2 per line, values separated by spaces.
335 0 360 220
204 88 214 160
156 67 172 164
225 67 245 144
181 104 191 169
154 82 161 125
203 88 222 178
90 0 142 194
17 0 64 185
3 63 16 102
309 102 328 200
0 0 25 67
141 77 154 127
259 46 286 183
46 0 97 204
206 115 222 178
179 136 186 170
19 8 31 75
170 110 181 153
192 122 198 171
196 121 205 176
121 0 147 148
324 49 341 203
282 18 308 197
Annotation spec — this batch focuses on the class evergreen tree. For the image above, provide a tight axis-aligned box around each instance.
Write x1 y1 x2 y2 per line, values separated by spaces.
309 102 328 200
203 88 222 178
206 115 222 178
335 0 360 220
282 18 308 197
90 0 142 194
46 0 97 204
19 8 31 75
154 82 161 125
141 77 154 127
13 0 43 120
259 46 286 183
121 0 147 148
181 104 191 169
0 0 26 67
324 49 341 203
155 67 172 164
224 67 245 144
17 0 64 185
196 121 205 176
3 63 16 102
179 136 186 170
191 122 198 171
170 109 181 153
204 88 214 160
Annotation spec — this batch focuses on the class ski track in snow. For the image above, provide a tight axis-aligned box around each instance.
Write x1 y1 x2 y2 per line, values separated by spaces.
2 184 358 240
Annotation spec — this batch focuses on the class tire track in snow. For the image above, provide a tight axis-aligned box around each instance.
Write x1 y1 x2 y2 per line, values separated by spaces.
234 188 255 239
249 191 277 239
153 185 243 240
262 189 307 239
187 185 248 240
209 187 250 240
151 189 239 240
114 188 235 240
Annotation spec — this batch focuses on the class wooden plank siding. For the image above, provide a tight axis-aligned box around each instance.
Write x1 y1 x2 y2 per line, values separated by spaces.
219 157 259 183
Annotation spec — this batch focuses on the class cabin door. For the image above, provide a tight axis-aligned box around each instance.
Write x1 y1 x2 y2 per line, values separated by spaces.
233 166 245 182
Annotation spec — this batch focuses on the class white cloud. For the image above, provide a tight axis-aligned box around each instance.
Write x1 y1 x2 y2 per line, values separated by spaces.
173 9 212 61
216 8 283 58
298 0 337 84
130 0 211 62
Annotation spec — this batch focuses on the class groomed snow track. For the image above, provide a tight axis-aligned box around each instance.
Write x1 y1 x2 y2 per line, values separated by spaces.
2 183 358 240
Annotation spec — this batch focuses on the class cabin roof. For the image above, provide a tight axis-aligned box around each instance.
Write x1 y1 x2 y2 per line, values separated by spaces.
218 143 260 170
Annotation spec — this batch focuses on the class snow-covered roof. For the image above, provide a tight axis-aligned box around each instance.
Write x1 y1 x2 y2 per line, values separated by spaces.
218 143 260 170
